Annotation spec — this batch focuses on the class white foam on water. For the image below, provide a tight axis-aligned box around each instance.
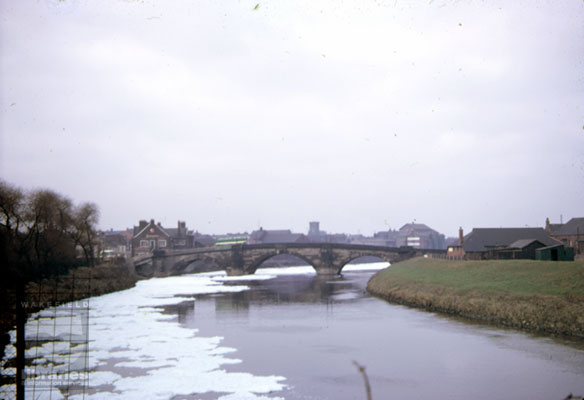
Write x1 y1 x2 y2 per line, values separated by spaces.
1 272 287 399
342 261 389 271
256 265 316 275
213 274 276 282
2 264 382 398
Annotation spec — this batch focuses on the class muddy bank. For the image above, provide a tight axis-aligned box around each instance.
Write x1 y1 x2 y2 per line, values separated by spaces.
367 258 584 339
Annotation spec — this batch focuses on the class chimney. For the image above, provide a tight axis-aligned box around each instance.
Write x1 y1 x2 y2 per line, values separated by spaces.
139 220 148 230
545 217 550 233
458 227 464 245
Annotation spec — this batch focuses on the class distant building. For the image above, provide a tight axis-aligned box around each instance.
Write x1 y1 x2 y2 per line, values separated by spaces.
193 232 216 247
446 227 465 258
494 239 548 260
131 219 195 256
98 229 132 259
324 233 349 244
305 222 350 244
536 244 574 261
461 227 560 260
214 234 248 247
248 227 308 244
546 217 584 257
395 223 446 249
308 221 326 238
372 230 398 247
348 235 389 246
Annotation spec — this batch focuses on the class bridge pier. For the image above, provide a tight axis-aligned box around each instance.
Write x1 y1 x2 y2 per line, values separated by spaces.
315 267 340 275
225 267 246 276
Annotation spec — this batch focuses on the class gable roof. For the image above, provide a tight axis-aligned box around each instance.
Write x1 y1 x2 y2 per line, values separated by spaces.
553 218 584 236
133 221 171 238
537 243 566 251
506 239 545 249
463 228 559 252
399 223 434 233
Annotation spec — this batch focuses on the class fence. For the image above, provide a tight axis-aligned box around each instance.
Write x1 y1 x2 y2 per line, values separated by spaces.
0 275 92 400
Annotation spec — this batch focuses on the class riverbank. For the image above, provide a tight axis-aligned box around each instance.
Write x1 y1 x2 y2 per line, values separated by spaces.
367 257 584 339
0 262 137 359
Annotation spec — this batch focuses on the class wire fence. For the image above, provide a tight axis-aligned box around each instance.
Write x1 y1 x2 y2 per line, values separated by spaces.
0 275 92 400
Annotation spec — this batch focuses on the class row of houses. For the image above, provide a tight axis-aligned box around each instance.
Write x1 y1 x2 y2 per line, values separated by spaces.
98 216 583 262
98 220 214 258
247 221 447 249
98 219 448 258
446 217 584 261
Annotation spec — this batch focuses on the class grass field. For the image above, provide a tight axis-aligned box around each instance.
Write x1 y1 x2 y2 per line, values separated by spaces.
367 257 584 338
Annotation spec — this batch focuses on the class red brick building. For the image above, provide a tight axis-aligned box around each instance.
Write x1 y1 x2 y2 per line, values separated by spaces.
131 219 195 256
546 217 584 257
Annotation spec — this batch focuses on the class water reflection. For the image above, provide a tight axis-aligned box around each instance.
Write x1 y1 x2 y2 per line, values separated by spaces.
189 273 369 322
166 268 584 400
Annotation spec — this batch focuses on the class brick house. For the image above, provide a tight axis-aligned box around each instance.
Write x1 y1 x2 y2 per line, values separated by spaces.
131 219 195 256
546 217 584 257
98 229 132 259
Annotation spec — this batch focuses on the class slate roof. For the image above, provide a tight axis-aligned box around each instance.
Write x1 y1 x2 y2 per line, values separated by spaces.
537 243 565 250
463 228 559 252
398 223 435 234
553 218 584 236
548 224 564 234
165 228 193 238
506 239 545 249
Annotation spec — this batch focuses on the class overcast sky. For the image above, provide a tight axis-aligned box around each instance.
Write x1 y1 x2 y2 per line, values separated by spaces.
1 0 582 237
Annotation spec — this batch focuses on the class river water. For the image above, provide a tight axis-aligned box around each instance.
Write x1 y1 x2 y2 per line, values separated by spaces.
2 263 584 399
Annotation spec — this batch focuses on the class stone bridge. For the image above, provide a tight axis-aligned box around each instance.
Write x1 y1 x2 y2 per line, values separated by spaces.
132 243 444 277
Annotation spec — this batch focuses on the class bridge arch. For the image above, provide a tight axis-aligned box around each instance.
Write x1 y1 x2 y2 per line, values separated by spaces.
339 255 391 272
246 251 317 275
156 254 225 276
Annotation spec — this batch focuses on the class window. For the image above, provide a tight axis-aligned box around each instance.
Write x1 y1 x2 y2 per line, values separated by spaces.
140 240 149 247
158 240 167 248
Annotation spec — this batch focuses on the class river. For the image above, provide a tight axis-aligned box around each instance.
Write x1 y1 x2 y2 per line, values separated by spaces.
2 262 584 399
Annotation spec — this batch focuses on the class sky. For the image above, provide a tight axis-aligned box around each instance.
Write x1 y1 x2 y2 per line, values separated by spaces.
1 0 583 238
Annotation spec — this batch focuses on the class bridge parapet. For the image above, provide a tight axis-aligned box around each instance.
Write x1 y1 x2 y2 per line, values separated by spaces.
133 243 445 278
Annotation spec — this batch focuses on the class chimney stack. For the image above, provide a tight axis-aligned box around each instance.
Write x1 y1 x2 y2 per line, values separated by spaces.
458 227 464 245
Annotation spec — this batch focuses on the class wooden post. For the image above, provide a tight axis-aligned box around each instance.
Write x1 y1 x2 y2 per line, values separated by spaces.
15 281 25 400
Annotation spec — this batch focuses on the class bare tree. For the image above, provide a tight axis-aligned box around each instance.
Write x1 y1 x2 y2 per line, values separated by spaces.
70 202 100 266
0 179 100 282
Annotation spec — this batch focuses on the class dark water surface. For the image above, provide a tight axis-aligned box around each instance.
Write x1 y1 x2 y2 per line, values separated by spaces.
171 267 584 400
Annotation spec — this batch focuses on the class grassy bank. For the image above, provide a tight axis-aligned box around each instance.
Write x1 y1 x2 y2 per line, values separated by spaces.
367 257 584 338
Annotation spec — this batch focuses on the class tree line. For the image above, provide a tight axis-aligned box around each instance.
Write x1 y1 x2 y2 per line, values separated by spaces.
0 180 99 286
